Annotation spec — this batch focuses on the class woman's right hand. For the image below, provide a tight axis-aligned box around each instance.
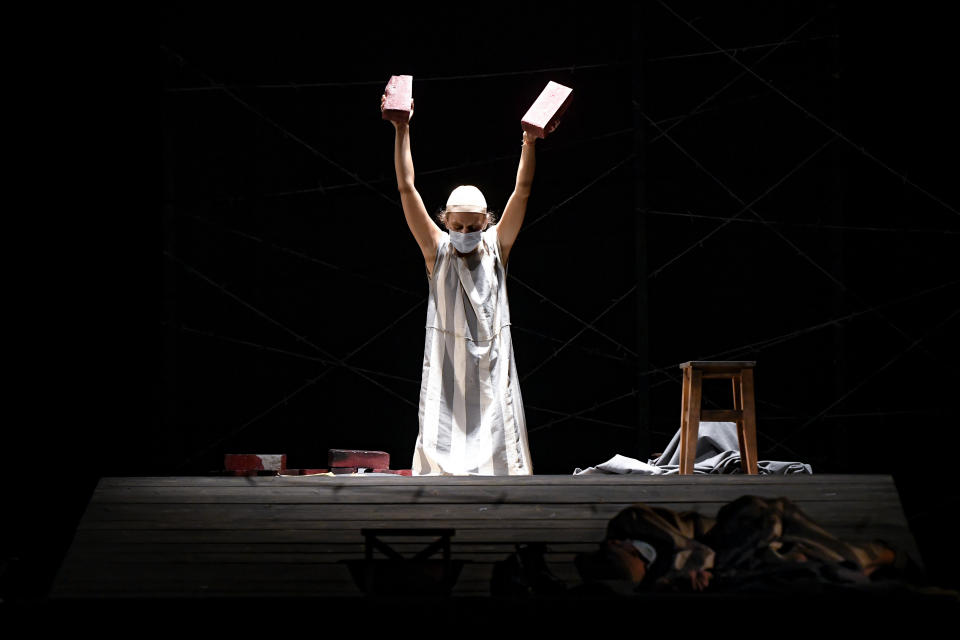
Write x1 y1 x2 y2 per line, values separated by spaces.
381 93 413 127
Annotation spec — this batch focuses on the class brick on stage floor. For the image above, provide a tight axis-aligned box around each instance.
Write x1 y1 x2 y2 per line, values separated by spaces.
371 468 413 476
224 454 287 471
521 80 573 139
329 449 390 469
331 467 359 475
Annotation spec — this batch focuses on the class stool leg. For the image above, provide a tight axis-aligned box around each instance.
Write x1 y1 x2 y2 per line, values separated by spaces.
739 369 759 474
682 370 703 475
732 376 745 466
679 368 690 472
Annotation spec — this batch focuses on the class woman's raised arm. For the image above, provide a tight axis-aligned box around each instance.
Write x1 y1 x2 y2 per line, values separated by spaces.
383 94 444 274
496 129 540 266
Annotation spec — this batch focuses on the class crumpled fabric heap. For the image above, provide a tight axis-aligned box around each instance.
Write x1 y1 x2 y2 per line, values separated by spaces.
573 421 812 475
576 496 904 595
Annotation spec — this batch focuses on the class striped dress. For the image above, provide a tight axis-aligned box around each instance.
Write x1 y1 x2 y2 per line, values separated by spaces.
412 224 534 475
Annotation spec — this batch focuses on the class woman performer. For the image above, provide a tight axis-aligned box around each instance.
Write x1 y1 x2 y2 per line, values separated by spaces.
382 92 558 475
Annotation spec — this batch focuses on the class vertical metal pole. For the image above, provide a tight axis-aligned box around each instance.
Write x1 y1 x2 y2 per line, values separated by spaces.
632 3 652 458
828 3 848 470
162 109 180 468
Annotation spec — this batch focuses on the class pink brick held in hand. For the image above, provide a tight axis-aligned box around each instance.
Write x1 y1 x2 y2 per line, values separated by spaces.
382 75 413 123
521 80 573 139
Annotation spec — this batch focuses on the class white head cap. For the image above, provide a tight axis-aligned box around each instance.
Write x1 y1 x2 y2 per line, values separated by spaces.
630 540 657 565
445 185 487 214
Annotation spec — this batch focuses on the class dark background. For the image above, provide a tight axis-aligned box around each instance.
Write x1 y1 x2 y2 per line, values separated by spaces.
7 1 958 604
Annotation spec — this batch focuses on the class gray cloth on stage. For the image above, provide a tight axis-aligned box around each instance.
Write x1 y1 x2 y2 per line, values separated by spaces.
572 421 812 475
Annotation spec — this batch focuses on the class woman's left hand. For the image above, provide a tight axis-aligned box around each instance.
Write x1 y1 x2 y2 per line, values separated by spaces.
522 129 537 146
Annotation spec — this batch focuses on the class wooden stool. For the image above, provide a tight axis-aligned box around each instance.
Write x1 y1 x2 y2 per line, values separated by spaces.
679 361 758 475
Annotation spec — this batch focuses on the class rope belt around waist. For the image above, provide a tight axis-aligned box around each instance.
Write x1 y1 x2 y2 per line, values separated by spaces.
424 322 512 344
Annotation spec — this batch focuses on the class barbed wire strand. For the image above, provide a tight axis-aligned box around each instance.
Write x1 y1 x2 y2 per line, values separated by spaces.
171 86 774 206
165 321 423 384
517 134 836 386
178 209 422 298
520 283 640 383
766 307 960 455
643 112 937 361
647 133 837 278
168 320 703 436
528 385 806 461
644 208 959 235
761 409 945 421
161 45 398 209
655 0 959 218
165 251 424 406
648 33 838 62
508 276 639 358
522 153 636 232
175 207 639 364
529 279 957 434
647 15 818 146
162 34 838 93
167 252 426 471
191 126 636 203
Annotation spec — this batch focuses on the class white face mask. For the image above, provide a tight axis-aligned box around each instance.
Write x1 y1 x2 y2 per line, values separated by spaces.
449 229 482 253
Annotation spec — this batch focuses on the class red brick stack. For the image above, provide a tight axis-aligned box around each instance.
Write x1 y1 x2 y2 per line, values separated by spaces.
216 451 413 476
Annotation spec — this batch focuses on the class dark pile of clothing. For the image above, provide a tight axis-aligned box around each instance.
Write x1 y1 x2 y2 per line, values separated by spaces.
488 496 960 612
572 495 943 598
488 495 959 604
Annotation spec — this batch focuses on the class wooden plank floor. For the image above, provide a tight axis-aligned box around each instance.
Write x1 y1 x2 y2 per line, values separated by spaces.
50 474 924 599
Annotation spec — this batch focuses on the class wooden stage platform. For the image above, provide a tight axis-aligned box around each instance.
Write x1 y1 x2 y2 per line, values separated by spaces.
49 473 930 602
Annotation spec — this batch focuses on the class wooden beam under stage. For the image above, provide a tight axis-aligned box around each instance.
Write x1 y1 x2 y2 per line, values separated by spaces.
49 474 926 601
